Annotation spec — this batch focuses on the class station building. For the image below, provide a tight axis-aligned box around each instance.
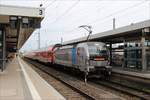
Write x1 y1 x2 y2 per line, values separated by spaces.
0 5 44 71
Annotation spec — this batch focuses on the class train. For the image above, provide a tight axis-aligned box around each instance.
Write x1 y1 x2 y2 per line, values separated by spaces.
24 42 112 81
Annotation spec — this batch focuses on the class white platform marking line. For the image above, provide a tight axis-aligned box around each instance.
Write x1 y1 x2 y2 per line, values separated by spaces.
18 57 41 100
33 68 66 100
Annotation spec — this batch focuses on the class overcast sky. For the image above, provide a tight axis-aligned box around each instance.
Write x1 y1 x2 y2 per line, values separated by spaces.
0 0 150 52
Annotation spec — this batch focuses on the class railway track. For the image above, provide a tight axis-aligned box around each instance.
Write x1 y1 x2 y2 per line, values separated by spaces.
110 72 150 94
28 62 90 100
24 58 124 100
93 80 150 100
25 58 150 100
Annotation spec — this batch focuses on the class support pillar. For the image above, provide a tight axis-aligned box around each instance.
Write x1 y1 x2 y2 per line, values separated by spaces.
122 40 126 68
109 43 112 66
0 28 2 71
2 29 6 71
141 28 147 71
0 24 6 71
16 17 21 50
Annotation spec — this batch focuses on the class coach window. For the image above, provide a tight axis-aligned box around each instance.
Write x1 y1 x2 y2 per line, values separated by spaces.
48 52 51 56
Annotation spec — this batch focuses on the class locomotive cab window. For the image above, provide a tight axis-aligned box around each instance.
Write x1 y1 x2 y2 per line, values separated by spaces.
88 43 107 56
87 42 108 61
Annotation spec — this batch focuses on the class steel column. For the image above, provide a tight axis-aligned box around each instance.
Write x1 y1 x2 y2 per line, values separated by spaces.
0 25 6 71
2 29 6 71
141 29 147 71
109 43 112 66
0 29 2 71
122 40 126 68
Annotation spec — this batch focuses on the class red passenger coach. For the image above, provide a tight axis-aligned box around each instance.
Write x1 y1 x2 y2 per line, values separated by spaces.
24 52 36 60
24 44 62 64
25 46 55 63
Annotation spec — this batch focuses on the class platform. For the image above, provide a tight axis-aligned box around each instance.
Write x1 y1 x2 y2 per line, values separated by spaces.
112 67 150 80
0 57 65 100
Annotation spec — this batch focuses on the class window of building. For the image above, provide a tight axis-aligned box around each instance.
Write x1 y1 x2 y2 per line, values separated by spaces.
145 40 150 47
124 41 142 70
22 17 29 28
126 42 141 47
10 16 17 29
146 49 150 70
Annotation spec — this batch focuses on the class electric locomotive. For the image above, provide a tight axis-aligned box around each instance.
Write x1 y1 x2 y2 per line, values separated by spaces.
54 42 112 80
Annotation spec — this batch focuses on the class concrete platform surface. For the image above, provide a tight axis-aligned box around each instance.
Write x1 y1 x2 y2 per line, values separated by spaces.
0 57 66 100
0 58 32 100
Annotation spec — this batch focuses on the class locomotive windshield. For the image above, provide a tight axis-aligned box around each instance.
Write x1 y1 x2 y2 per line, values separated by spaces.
87 42 107 56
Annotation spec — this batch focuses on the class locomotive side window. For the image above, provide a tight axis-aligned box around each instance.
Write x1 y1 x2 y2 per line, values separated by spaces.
55 49 69 61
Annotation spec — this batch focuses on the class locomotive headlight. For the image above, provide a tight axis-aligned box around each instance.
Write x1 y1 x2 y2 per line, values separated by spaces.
86 60 89 65
95 43 100 46
108 71 111 75
105 66 112 69
85 59 89 65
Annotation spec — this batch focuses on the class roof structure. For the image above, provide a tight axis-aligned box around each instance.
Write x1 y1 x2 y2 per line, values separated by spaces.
0 4 45 52
63 19 150 45
0 4 44 17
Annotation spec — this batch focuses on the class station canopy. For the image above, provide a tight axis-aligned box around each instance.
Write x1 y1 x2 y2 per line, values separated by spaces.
63 19 150 45
0 4 44 52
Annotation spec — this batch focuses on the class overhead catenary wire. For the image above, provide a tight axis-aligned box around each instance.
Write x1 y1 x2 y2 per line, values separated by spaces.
61 1 147 34
22 0 150 51
40 27 79 35
87 0 148 25
50 0 80 24
45 0 57 9
43 0 49 5
49 0 147 34
41 0 149 43
63 27 79 33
